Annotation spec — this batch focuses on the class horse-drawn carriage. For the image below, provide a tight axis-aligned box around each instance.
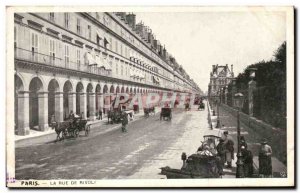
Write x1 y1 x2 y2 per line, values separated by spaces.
198 102 205 110
144 107 155 117
160 107 172 121
52 117 90 141
160 135 222 178
107 97 135 124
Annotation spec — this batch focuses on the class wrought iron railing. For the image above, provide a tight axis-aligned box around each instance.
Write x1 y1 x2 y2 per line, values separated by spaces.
14 47 112 77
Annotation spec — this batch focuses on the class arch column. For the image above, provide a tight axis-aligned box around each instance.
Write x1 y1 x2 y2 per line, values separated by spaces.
38 92 49 131
55 92 64 122
80 92 87 119
17 91 30 135
68 92 76 115
89 92 96 121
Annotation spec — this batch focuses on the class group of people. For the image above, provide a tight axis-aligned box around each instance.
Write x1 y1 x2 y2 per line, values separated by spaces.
213 130 273 178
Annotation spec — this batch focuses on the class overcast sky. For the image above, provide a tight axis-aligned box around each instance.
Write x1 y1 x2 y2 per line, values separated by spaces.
135 11 286 93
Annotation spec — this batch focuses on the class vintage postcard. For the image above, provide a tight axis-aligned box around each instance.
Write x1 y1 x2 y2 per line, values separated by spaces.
6 6 294 187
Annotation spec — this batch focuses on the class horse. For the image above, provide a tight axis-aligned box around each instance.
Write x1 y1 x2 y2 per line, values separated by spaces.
52 120 72 141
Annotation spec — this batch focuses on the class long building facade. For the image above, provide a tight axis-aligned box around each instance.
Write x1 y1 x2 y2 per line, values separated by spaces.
14 12 201 135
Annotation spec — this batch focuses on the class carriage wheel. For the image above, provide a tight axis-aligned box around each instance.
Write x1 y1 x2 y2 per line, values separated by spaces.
85 125 90 136
74 129 80 138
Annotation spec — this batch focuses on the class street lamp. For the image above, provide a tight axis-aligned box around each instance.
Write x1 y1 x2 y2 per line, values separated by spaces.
234 92 245 178
216 88 221 128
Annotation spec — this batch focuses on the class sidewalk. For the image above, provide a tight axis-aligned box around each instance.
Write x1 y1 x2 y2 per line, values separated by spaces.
15 109 148 142
209 102 287 177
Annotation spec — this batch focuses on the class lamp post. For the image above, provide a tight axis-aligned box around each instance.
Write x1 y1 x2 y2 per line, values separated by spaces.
234 92 245 178
216 88 221 128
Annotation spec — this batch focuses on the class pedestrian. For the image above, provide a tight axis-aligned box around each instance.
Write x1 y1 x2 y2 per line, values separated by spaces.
69 110 75 120
121 111 128 133
216 138 226 175
241 145 254 177
259 138 273 178
98 109 103 120
240 136 248 149
222 131 234 168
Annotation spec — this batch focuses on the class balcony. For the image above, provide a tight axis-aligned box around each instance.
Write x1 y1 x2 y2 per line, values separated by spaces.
14 47 112 77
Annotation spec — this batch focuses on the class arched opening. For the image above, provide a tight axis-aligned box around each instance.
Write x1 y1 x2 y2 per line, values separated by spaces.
110 85 115 93
76 82 84 115
48 79 60 124
86 83 93 118
125 87 129 93
63 80 73 120
15 75 24 134
129 87 133 94
134 88 136 94
95 84 101 113
121 87 125 93
29 77 44 130
103 85 109 114
116 86 120 93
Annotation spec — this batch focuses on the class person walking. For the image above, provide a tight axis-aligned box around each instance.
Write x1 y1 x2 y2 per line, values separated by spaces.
98 109 103 120
222 131 234 168
241 145 254 177
216 138 226 175
121 111 128 133
259 139 273 178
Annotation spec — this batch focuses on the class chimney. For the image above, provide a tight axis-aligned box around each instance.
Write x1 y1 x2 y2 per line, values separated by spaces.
126 13 136 30
212 65 215 72
231 64 233 73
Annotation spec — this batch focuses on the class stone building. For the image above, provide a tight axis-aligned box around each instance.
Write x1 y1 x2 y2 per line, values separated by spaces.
208 64 234 101
14 12 200 135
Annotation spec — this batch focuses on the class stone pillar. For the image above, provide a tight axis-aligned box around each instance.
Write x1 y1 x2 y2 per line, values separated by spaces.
248 80 256 117
54 92 64 122
89 93 96 121
80 92 87 119
17 91 30 135
68 92 76 115
38 92 49 131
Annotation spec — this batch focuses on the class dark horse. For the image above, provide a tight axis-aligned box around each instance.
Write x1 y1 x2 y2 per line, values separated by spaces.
51 120 72 141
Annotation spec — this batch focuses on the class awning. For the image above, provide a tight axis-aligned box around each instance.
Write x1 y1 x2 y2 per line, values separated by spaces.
96 30 102 39
103 58 111 70
86 52 97 66
95 55 105 68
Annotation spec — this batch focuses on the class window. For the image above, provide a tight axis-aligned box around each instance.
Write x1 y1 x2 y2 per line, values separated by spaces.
115 40 118 53
121 64 123 76
31 32 38 61
76 49 81 65
120 44 123 56
109 37 112 50
49 39 56 64
87 25 91 40
76 18 81 35
64 44 69 67
64 13 70 29
116 62 119 75
49 13 55 22
125 47 128 58
125 66 127 76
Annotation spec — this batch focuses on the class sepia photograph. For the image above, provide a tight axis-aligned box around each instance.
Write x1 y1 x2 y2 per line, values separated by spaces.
6 6 294 188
